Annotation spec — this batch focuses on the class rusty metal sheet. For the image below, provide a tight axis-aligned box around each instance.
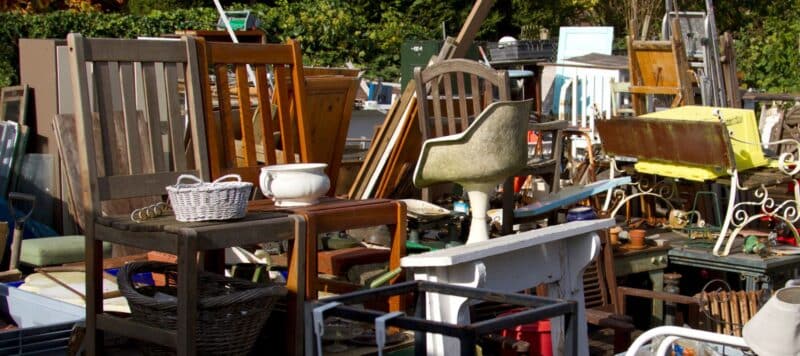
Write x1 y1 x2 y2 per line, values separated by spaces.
596 118 734 169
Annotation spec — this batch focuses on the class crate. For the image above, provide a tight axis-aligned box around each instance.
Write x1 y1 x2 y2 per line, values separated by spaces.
488 40 557 62
0 284 84 355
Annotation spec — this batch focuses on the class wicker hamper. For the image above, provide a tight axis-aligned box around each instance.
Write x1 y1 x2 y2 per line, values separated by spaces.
118 261 286 355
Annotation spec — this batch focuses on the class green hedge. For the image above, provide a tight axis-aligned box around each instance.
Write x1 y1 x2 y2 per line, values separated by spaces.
1 1 799 93
0 1 430 87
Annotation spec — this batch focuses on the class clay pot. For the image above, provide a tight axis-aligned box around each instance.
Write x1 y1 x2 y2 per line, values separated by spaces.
608 226 622 246
628 229 647 249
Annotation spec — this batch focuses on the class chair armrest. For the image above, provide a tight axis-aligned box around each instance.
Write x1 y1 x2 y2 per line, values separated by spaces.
528 119 568 132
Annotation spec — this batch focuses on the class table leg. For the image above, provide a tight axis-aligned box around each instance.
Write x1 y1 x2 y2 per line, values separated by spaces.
177 235 198 356
649 270 664 326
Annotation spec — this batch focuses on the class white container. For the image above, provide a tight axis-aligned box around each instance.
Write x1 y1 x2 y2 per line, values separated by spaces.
260 163 330 207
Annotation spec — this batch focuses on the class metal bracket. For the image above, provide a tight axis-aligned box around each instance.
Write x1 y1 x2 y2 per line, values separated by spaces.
312 301 342 356
375 311 405 356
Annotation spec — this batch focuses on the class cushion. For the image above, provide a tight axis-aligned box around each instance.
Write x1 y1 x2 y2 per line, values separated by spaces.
21 235 112 267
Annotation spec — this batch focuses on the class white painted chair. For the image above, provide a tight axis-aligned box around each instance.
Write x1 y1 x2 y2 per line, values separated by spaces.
401 218 615 355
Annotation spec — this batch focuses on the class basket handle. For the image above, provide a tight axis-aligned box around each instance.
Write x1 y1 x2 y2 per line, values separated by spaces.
175 174 203 186
212 174 243 185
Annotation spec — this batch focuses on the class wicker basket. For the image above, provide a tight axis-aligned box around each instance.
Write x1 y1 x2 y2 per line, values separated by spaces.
118 261 286 356
166 174 252 222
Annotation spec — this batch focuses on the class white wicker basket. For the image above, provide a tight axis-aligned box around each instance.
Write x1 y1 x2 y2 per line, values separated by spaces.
166 174 252 222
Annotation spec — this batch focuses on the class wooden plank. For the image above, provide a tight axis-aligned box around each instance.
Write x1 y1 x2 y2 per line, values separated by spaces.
96 170 199 201
274 65 297 163
83 39 188 62
118 62 143 174
197 39 223 178
631 41 672 51
164 63 188 171
207 42 294 64
317 247 391 275
451 0 495 58
255 65 278 165
628 86 682 95
235 64 257 167
214 63 237 170
301 75 359 194
141 63 166 172
93 61 119 176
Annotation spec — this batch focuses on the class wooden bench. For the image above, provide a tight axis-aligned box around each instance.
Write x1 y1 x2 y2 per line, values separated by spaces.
597 106 800 256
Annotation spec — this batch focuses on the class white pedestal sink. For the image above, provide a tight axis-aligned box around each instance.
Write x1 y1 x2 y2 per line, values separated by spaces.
400 218 613 355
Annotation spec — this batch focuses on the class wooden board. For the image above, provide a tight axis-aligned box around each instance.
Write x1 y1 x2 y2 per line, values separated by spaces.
317 246 390 276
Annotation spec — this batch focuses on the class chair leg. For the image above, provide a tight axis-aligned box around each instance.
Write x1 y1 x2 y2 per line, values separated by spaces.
613 327 632 353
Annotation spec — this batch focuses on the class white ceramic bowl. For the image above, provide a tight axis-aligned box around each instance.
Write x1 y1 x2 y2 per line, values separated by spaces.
260 163 330 207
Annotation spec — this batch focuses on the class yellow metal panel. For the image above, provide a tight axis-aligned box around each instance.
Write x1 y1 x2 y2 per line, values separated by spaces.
634 106 768 181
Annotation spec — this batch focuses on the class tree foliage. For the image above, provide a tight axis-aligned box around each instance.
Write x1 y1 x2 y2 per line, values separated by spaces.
0 0 798 92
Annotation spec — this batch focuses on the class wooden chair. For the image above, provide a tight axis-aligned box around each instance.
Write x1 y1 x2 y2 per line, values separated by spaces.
196 38 308 185
67 33 210 353
584 231 635 353
413 58 565 235
628 18 694 115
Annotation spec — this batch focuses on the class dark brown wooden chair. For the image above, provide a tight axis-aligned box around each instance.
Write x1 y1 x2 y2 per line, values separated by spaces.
413 58 565 235
67 33 210 354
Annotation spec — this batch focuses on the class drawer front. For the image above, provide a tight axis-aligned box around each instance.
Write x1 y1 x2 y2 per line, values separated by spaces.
615 251 668 276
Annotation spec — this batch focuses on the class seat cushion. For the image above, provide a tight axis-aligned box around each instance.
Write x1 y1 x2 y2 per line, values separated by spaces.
21 235 112 267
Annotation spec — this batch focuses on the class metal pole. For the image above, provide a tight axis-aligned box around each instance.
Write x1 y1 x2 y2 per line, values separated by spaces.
212 0 256 84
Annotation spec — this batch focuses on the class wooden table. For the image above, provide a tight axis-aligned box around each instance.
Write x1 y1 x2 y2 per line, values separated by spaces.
88 211 304 356
667 235 800 291
613 243 670 325
87 198 406 356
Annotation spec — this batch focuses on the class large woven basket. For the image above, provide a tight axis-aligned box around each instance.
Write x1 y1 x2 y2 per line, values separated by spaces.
118 261 286 356
166 174 252 222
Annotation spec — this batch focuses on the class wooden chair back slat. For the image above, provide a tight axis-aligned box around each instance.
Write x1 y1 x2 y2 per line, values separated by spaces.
455 73 469 132
254 65 278 164
442 73 457 135
273 65 297 163
235 64 257 167
163 63 189 172
118 62 144 174
68 33 209 224
140 63 166 172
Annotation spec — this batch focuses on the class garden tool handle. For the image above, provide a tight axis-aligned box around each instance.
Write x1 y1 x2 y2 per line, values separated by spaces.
8 192 35 225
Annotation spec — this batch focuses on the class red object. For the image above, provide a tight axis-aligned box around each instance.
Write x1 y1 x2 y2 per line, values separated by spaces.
500 309 552 356
514 176 524 193
528 130 539 144
777 234 798 246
